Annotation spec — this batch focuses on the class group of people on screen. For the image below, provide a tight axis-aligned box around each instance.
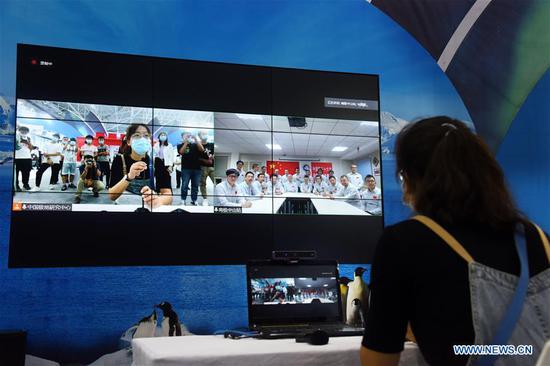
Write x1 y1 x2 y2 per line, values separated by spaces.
14 123 381 213
14 123 215 208
14 126 111 203
214 161 382 214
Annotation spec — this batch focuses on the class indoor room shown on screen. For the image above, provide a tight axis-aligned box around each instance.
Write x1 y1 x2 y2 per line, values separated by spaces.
212 113 382 216
251 277 338 305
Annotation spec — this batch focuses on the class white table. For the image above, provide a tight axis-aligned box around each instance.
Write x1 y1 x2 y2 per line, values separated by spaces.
37 192 371 215
132 335 426 366
190 193 370 215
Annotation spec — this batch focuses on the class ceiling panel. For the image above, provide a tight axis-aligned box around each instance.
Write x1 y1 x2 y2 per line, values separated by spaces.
215 126 379 159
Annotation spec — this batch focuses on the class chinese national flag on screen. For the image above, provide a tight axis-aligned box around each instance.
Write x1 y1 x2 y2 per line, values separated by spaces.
267 161 299 175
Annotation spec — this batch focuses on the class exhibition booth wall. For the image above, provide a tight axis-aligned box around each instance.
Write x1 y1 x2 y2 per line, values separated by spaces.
0 1 548 363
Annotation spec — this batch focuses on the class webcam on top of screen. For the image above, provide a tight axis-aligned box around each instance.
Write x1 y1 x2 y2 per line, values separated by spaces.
272 250 317 261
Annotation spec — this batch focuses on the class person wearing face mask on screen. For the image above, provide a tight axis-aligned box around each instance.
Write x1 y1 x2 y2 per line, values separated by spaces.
14 126 34 191
153 131 175 192
198 130 215 206
73 154 104 204
96 136 111 189
78 135 98 174
61 138 78 191
178 131 204 206
109 124 172 209
32 133 63 191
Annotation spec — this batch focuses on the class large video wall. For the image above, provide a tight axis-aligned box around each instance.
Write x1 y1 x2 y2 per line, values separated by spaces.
10 44 383 267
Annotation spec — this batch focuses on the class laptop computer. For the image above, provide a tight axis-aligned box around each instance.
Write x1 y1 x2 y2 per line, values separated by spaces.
246 259 364 339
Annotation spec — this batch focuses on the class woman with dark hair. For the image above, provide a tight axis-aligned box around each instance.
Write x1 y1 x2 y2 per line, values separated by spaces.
109 124 172 208
360 117 550 366
152 131 174 191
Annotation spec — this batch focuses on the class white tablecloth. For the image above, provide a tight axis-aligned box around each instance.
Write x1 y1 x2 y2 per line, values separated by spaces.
132 335 425 366
63 193 371 215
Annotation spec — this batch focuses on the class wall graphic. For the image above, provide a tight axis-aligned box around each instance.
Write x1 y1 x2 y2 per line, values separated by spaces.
0 0 547 363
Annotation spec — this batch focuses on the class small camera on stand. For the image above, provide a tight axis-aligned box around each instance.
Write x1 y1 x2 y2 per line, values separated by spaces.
271 250 317 262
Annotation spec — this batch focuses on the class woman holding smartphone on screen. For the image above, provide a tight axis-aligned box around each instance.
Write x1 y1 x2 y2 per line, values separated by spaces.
152 131 175 191
109 124 172 209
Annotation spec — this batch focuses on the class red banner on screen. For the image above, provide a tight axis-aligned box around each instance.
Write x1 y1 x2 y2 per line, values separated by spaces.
311 162 333 176
267 161 299 176
77 133 123 161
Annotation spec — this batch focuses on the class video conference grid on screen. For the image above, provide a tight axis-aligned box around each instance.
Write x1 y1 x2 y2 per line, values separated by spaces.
10 44 383 267
13 101 382 216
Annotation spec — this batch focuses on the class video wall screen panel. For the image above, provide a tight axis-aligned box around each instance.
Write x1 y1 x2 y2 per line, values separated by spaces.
10 44 383 267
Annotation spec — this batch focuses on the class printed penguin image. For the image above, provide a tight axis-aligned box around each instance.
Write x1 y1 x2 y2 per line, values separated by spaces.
338 276 352 321
155 301 182 336
345 267 369 327
133 310 157 338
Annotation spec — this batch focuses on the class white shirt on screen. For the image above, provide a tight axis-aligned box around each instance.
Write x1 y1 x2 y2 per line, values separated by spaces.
284 181 298 193
174 154 182 172
258 181 268 194
300 182 313 193
336 184 361 199
326 182 342 195
80 144 98 161
236 169 246 184
62 145 78 164
267 181 285 195
15 134 32 159
346 172 363 188
312 181 328 194
43 141 63 164
239 181 262 197
361 186 382 214
153 142 175 166
335 184 362 208
214 180 245 206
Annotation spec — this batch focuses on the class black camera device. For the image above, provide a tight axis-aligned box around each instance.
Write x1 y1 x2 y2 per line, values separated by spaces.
271 250 317 261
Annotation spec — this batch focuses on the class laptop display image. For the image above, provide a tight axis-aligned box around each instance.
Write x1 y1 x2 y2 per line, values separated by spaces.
246 260 364 338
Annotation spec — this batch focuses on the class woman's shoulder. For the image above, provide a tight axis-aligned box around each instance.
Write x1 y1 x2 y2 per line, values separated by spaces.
377 218 442 254
382 218 431 237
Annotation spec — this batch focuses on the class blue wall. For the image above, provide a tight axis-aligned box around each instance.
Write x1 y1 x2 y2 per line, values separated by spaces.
1 0 546 363
497 69 550 232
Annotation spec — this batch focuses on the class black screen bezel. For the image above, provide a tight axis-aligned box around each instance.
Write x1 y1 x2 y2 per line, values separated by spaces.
246 260 343 327
10 44 384 268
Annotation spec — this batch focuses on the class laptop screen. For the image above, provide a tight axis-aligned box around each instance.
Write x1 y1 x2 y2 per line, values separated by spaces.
247 260 342 327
